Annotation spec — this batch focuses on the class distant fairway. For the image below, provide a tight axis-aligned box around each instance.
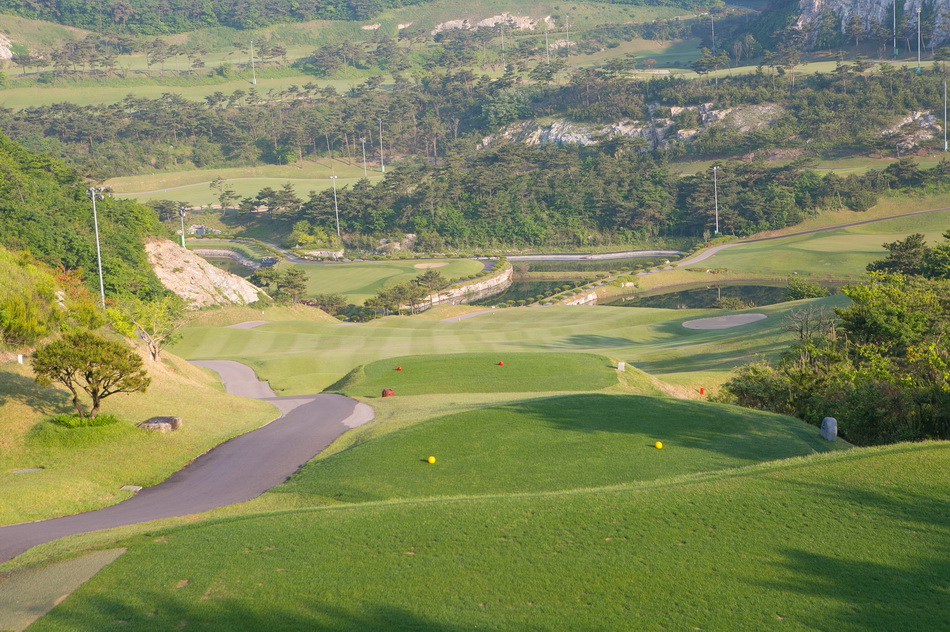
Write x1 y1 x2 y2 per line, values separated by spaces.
278 392 845 503
332 352 618 396
172 298 825 394
283 258 485 305
27 443 949 631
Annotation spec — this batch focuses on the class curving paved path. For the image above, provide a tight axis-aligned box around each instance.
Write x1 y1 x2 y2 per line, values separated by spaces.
0 361 373 565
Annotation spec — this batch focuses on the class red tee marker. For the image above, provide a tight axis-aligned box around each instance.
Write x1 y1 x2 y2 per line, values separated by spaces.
498 361 504 366
699 387 705 395
396 366 402 371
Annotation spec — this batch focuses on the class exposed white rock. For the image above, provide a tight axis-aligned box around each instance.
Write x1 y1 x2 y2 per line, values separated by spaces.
0 34 13 62
797 0 949 47
361 23 381 31
398 22 414 30
883 110 942 150
433 13 540 35
145 239 263 308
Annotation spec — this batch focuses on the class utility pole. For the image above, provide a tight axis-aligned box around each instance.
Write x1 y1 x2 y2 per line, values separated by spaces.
710 11 716 54
330 175 341 239
179 206 187 248
944 80 948 151
917 6 922 74
86 186 109 308
545 23 550 65
712 166 720 236
378 118 385 173
566 16 570 58
250 39 257 85
893 0 899 58
360 137 367 177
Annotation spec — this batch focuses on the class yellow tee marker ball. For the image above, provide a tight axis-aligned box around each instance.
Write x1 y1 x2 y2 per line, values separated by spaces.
654 441 663 450
427 456 436 464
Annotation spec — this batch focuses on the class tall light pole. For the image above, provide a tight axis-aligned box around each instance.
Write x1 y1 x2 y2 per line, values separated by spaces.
250 39 257 85
712 166 720 236
917 6 922 74
545 22 550 65
330 175 341 239
944 80 947 152
893 0 899 58
360 137 367 177
378 118 385 173
710 11 716 54
179 206 187 247
86 186 109 308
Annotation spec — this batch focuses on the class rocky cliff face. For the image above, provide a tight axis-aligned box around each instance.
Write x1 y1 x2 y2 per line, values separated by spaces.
427 265 513 307
145 239 263 308
797 0 950 46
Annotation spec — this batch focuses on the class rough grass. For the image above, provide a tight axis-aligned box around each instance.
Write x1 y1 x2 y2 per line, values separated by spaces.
277 393 846 504
27 443 949 631
332 352 618 397
0 352 276 525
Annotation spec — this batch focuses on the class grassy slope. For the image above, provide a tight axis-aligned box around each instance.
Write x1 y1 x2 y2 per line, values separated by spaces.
27 442 949 631
277 392 846 504
0 352 276 525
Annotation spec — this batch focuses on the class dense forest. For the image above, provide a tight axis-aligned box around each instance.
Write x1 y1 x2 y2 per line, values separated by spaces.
0 132 166 298
0 0 714 33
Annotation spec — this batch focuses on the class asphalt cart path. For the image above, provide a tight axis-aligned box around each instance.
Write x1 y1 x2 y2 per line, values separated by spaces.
0 361 373 565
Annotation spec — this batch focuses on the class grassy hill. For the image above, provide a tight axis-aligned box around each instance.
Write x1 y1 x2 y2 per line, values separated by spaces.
22 436 947 630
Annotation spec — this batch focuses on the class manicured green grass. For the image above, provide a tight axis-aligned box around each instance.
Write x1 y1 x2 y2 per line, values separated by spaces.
281 258 485 304
173 298 817 395
695 208 950 280
278 393 844 504
332 352 618 397
30 443 949 631
187 239 273 260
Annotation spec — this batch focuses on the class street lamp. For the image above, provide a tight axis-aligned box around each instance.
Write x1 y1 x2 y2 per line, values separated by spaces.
944 80 948 152
179 206 187 247
250 39 257 85
893 0 899 58
360 137 367 177
917 6 922 74
712 166 720 235
330 175 341 239
86 186 109 308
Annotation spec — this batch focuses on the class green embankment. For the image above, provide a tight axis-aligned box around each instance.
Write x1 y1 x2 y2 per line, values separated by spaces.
26 442 948 631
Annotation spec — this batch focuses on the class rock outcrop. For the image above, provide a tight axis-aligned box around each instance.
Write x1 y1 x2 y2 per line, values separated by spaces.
425 265 513 308
796 0 949 47
145 239 263 308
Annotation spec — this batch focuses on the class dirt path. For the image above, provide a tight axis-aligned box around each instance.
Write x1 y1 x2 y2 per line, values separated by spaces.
0 361 373 565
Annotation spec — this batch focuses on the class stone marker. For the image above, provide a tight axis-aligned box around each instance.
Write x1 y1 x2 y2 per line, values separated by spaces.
821 417 837 441
617 362 625 372
17 354 24 364
120 485 143 492
138 416 182 433
382 388 395 398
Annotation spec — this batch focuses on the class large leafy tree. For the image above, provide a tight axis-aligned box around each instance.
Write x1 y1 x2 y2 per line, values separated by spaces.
32 331 151 418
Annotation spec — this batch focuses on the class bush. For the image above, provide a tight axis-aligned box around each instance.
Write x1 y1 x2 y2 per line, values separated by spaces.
49 413 120 428
786 277 829 301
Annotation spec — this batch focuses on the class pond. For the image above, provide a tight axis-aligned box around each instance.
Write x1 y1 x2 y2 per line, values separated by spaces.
205 257 254 278
470 279 573 306
603 283 838 310
511 257 669 274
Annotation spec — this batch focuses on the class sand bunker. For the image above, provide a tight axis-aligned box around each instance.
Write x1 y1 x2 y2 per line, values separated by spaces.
413 262 448 269
682 313 767 330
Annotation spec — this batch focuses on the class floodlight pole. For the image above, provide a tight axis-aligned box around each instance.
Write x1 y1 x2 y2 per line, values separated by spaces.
545 24 550 65
894 0 899 58
565 15 570 57
712 166 720 235
179 206 187 247
330 175 341 239
87 186 109 308
250 39 257 85
916 6 922 74
378 118 385 173
710 11 716 54
944 80 948 152
360 137 367 177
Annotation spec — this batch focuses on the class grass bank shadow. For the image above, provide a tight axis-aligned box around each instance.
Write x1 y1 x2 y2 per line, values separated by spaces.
34 594 483 631
0 370 71 415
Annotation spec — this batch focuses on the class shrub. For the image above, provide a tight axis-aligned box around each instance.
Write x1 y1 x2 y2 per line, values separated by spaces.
49 413 120 428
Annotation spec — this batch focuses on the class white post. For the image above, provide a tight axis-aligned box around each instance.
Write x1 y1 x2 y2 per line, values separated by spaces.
330 175 340 239
360 137 367 177
17 354 23 364
378 118 385 173
893 0 899 58
250 39 257 85
87 187 108 308
712 166 720 235
917 6 922 73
